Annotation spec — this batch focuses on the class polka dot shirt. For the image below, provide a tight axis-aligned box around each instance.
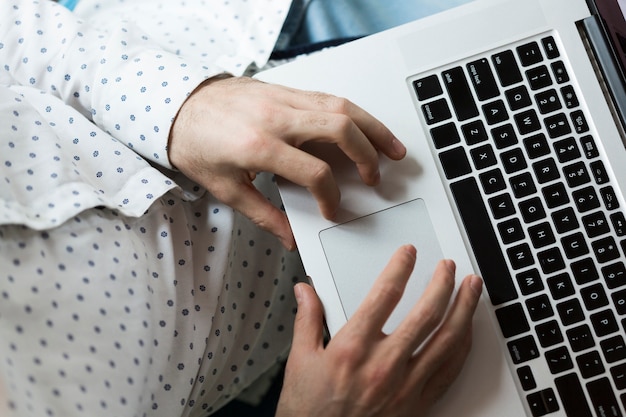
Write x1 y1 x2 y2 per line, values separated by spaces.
0 1 305 416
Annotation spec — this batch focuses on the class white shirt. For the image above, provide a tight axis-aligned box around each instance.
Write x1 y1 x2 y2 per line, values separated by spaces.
0 1 303 416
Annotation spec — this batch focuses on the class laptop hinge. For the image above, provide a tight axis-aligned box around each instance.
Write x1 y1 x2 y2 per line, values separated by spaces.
578 15 626 147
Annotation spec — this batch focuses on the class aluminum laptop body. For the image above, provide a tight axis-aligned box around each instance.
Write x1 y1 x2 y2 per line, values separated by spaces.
256 0 626 415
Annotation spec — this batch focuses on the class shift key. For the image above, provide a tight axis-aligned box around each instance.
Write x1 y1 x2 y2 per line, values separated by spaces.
442 66 479 121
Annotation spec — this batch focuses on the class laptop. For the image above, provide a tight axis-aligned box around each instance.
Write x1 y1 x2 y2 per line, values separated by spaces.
256 0 626 415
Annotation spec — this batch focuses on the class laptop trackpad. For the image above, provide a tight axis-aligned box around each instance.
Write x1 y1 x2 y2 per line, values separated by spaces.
319 198 444 333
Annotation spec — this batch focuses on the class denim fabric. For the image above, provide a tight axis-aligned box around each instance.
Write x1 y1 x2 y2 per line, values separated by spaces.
278 0 474 51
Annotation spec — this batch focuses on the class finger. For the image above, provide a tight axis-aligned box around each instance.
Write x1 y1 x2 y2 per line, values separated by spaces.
347 245 417 337
408 274 482 387
254 142 342 220
386 259 457 359
416 326 473 410
287 108 382 186
209 177 297 250
275 87 407 161
291 283 327 354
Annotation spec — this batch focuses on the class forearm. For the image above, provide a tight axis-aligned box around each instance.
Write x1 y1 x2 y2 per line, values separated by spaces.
0 0 217 169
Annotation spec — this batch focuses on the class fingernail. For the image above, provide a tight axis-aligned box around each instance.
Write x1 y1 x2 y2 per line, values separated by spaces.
443 259 456 274
373 168 381 185
294 284 303 303
470 275 483 296
404 244 417 259
391 138 406 157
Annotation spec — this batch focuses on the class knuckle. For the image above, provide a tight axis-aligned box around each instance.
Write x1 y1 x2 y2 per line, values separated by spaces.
307 160 333 187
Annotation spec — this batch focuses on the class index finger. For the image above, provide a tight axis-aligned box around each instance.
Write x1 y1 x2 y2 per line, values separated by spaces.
346 245 418 338
281 87 407 161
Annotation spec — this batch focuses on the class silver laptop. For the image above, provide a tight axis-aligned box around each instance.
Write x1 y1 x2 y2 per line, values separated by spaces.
256 0 626 415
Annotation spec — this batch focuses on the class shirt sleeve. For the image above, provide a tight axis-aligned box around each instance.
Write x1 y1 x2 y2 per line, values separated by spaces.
0 0 220 169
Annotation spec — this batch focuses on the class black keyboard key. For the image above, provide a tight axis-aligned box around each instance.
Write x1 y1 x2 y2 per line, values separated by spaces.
483 99 509 125
571 257 599 285
612 289 626 314
533 158 560 184
442 66 479 121
492 50 523 87
567 324 596 352
592 236 620 263
554 137 581 163
576 350 605 379
527 389 559 417
501 148 527 174
535 89 562 114
587 377 623 416
536 319 563 347
527 65 553 90
545 113 571 138
528 222 555 248
573 186 600 213
561 85 580 109
498 218 525 244
510 172 536 198
450 178 518 305
467 58 499 101
542 183 569 209
603 187 621 211
524 133 550 159
488 193 516 219
422 98 452 125
571 110 590 134
507 243 535 270
591 309 618 337
430 122 461 149
527 294 554 321
581 283 609 311
519 197 546 223
582 211 610 238
506 85 532 111
470 144 497 170
557 298 585 326
591 160 609 184
564 162 591 188
538 247 565 274
603 262 626 289
517 365 537 391
413 74 443 100
580 135 599 159
561 232 589 259
515 109 542 135
612 212 626 235
547 272 575 300
542 36 560 59
601 335 626 363
461 119 488 145
517 41 544 66
545 345 574 374
611 364 626 390
492 123 518 149
552 207 579 233
496 303 530 337
516 268 544 295
555 373 593 417
480 169 507 194
551 61 570 84
508 335 540 364
439 146 472 179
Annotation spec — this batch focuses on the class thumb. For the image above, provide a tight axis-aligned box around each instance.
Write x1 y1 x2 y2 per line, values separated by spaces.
291 283 326 353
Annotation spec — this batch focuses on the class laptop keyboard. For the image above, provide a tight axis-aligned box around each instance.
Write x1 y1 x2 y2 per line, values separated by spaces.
412 33 626 417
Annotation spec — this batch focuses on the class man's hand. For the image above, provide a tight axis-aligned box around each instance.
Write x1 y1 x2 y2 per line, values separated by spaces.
276 245 483 417
168 76 406 250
